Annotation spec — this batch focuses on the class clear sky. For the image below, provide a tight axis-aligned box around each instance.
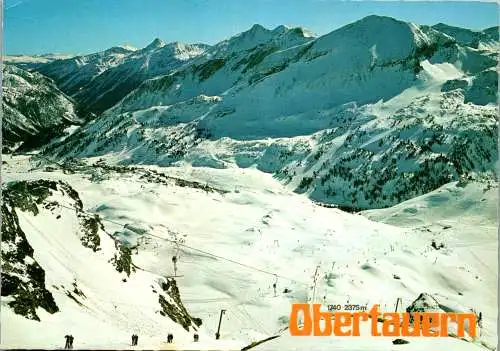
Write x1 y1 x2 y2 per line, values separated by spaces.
4 0 499 55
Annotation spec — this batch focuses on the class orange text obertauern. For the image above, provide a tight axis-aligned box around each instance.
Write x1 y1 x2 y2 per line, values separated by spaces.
289 304 476 337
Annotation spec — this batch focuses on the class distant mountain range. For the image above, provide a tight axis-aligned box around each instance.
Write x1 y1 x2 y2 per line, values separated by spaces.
3 15 498 209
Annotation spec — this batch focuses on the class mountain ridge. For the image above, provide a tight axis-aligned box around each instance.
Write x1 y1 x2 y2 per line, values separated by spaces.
38 15 498 210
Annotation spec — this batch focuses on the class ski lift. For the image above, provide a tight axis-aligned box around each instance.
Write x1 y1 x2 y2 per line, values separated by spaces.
175 239 182 257
172 255 178 276
171 239 181 263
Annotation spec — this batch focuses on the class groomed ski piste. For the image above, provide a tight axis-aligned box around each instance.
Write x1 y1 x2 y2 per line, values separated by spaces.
1 155 497 350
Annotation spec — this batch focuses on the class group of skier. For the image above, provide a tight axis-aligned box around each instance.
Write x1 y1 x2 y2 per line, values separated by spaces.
128 332 199 346
63 335 74 349
63 309 481 348
64 329 201 347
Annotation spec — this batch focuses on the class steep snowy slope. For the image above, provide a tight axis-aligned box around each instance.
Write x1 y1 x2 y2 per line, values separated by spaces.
42 16 498 210
71 40 209 116
112 16 496 128
34 41 208 117
112 23 316 112
2 65 81 153
0 177 219 350
96 16 458 119
2 157 497 350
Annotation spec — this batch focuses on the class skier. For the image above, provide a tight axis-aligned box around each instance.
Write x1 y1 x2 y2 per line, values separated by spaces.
131 334 135 346
64 335 71 349
194 333 199 342
167 333 173 343
135 334 139 346
69 335 74 349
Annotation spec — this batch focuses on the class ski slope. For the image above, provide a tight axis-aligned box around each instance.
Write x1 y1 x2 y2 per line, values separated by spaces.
2 156 497 350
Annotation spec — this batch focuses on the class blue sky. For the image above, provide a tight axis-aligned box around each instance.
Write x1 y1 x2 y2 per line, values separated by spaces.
4 0 499 55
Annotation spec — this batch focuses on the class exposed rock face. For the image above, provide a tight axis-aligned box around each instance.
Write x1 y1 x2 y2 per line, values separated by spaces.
2 65 80 153
158 278 202 331
1 180 61 321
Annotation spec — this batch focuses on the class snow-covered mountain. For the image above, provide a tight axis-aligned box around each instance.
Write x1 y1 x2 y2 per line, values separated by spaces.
42 15 498 210
33 40 209 117
2 15 498 349
2 65 81 153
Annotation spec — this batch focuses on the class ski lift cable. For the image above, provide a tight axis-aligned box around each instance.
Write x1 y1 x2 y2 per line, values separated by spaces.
146 231 308 285
21 156 301 281
18 160 324 335
51 201 309 286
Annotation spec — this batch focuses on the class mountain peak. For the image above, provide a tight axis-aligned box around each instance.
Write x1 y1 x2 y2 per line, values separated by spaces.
327 14 414 40
312 14 424 61
248 24 268 33
145 38 166 50
237 23 271 38
342 14 409 31
433 22 448 28
358 14 401 23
